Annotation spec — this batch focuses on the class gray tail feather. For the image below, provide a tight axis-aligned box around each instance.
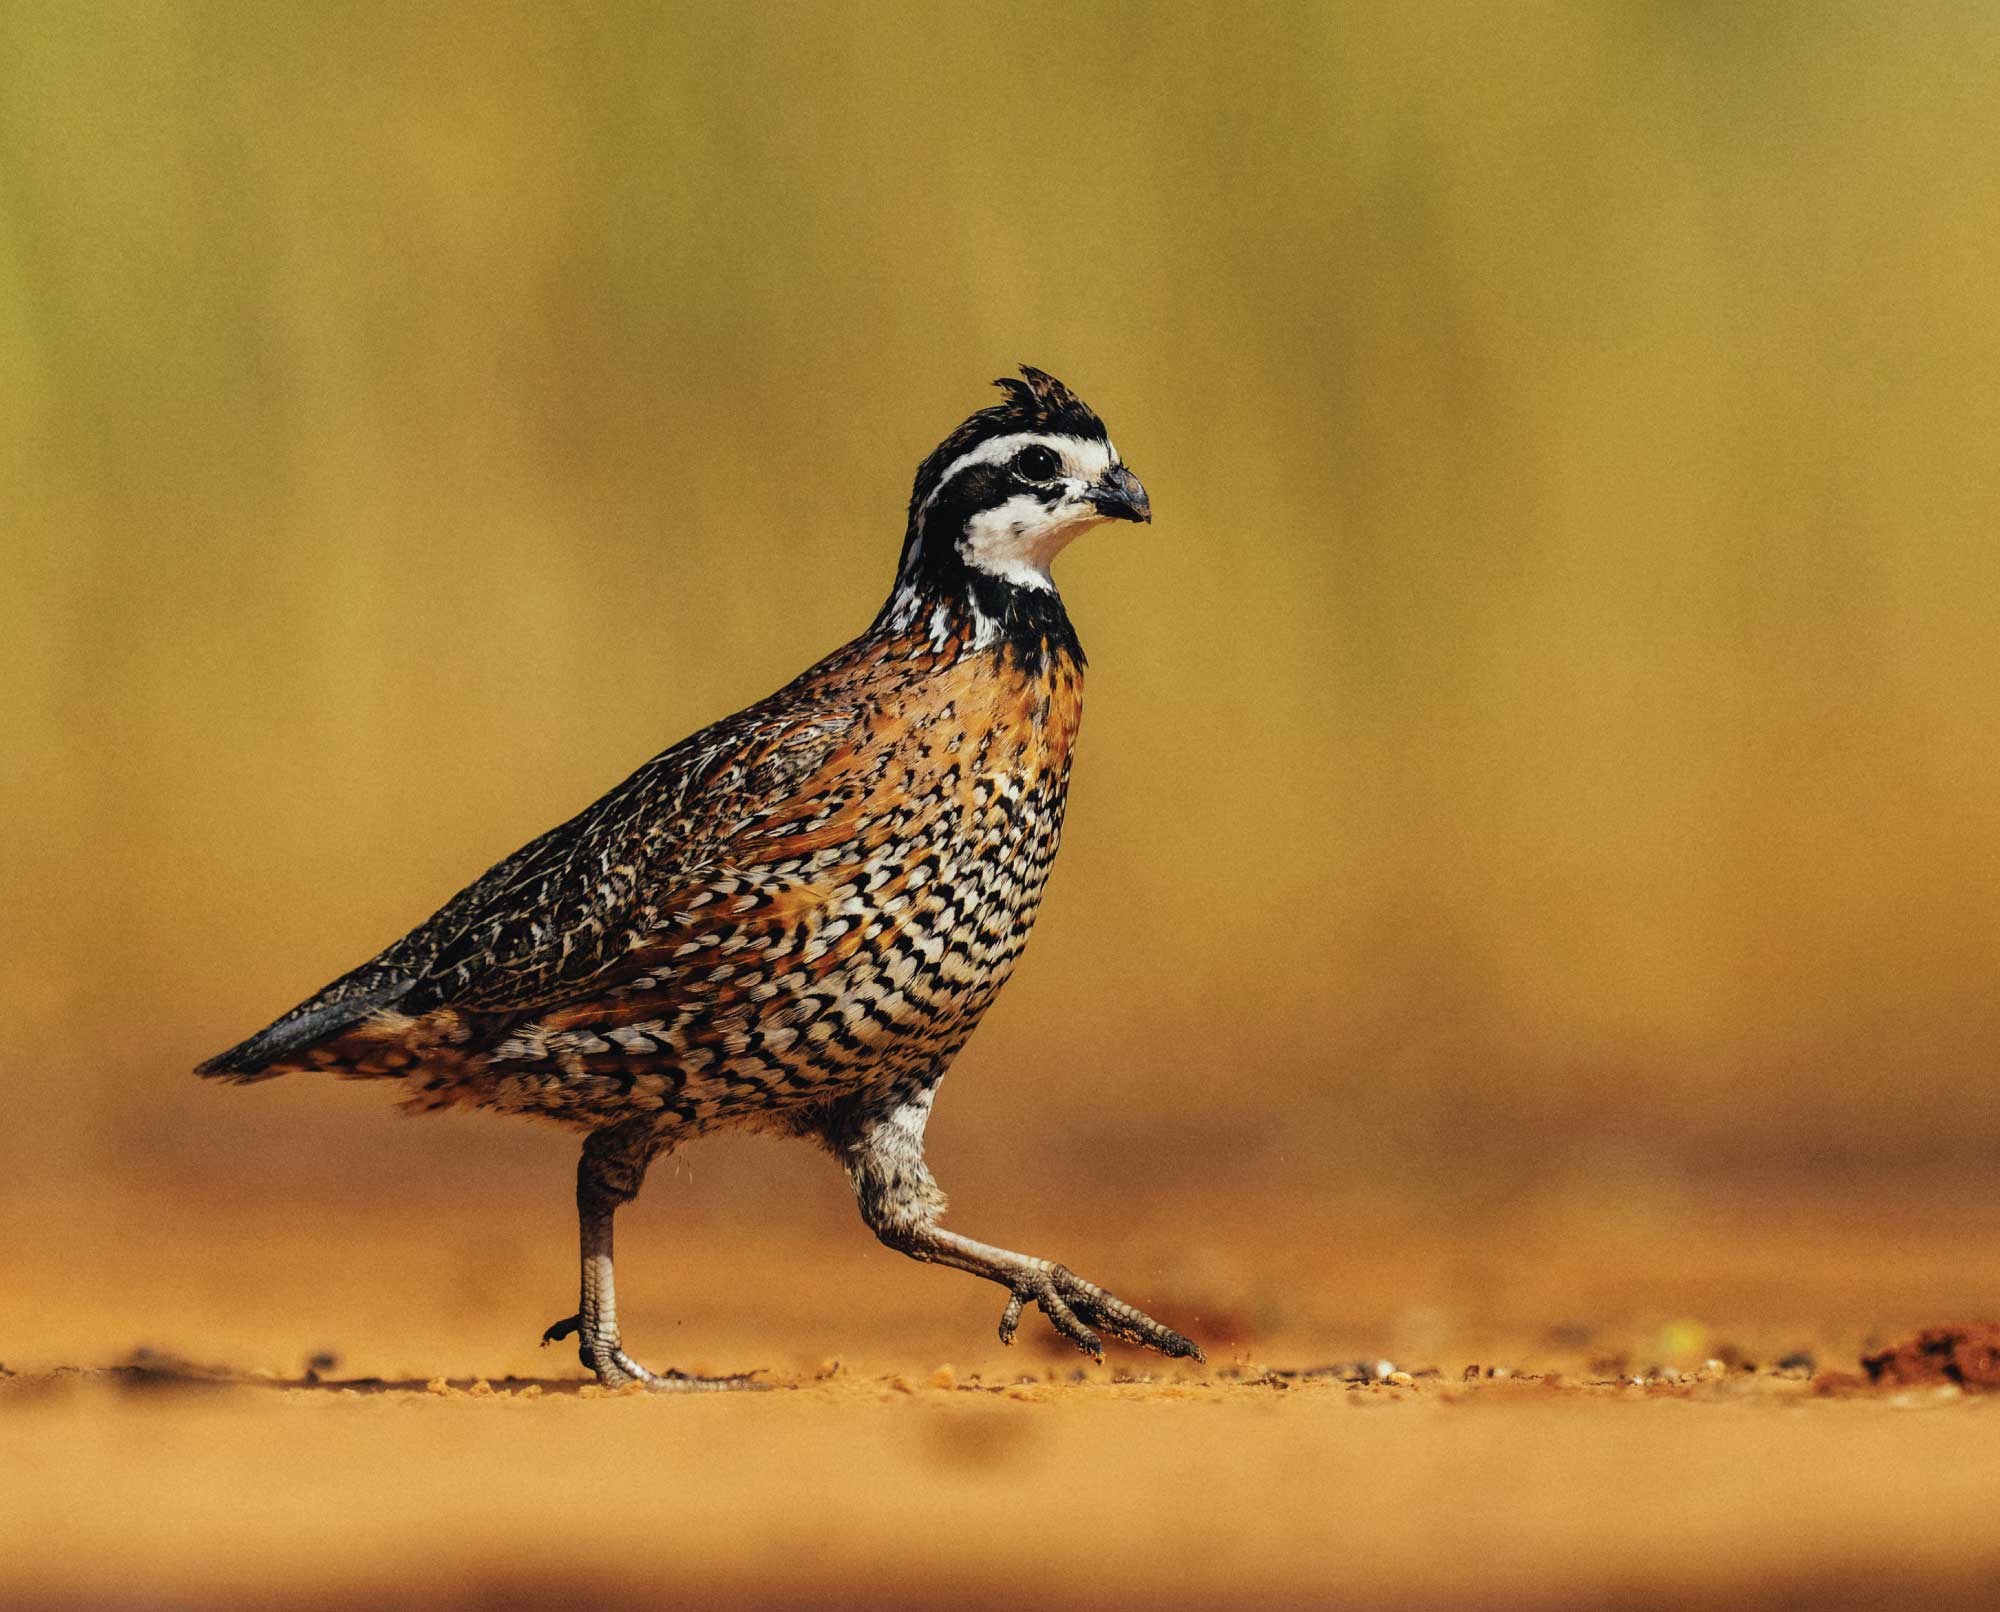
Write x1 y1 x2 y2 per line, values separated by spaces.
195 973 413 1082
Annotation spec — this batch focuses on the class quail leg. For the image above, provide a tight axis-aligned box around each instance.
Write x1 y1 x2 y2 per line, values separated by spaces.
836 1090 1203 1364
541 1121 762 1392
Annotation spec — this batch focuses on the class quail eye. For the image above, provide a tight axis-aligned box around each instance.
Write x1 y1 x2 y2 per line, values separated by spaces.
1013 444 1062 483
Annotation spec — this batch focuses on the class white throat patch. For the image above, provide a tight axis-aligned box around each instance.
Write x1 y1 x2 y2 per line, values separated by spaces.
930 432 1119 593
957 493 1099 592
883 430 1123 644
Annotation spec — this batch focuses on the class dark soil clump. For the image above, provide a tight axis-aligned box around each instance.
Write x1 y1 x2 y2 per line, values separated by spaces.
1860 1324 2000 1390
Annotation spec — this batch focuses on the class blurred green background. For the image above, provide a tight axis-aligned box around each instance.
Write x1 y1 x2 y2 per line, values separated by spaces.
4 1 1997 1265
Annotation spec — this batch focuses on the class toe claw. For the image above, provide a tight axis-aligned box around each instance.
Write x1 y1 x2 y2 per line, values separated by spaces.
541 1315 581 1347
997 1290 1028 1346
1033 1282 1103 1360
1025 1265 1202 1365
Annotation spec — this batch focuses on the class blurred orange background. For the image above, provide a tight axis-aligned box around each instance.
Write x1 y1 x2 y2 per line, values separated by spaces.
4 1 1998 1367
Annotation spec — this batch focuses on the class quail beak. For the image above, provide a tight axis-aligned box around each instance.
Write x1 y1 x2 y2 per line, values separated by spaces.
1086 463 1152 524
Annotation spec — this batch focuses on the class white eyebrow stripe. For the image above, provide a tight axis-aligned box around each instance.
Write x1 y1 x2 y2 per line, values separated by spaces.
918 432 1115 517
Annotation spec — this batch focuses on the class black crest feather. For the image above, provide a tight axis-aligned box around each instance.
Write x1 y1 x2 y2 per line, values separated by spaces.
907 366 1108 526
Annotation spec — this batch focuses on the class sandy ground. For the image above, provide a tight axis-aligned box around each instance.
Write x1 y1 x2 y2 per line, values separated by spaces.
6 1361 1997 1612
6 1177 2000 1612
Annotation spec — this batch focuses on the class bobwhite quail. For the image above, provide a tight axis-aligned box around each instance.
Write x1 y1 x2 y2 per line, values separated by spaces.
199 367 1201 1388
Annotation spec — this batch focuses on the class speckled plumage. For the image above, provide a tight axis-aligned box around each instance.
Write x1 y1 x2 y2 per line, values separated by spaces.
199 368 1200 1387
220 616 1082 1138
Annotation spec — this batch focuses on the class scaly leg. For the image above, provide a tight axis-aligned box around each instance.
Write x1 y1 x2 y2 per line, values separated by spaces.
834 1089 1203 1363
539 1119 761 1392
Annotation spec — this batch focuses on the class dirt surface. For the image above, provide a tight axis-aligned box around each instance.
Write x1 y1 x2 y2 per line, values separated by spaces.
4 1351 1997 1612
6 1186 2000 1611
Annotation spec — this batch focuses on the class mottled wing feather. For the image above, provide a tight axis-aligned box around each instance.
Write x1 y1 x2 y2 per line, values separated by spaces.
396 703 863 1014
468 704 960 1069
201 685 868 1080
